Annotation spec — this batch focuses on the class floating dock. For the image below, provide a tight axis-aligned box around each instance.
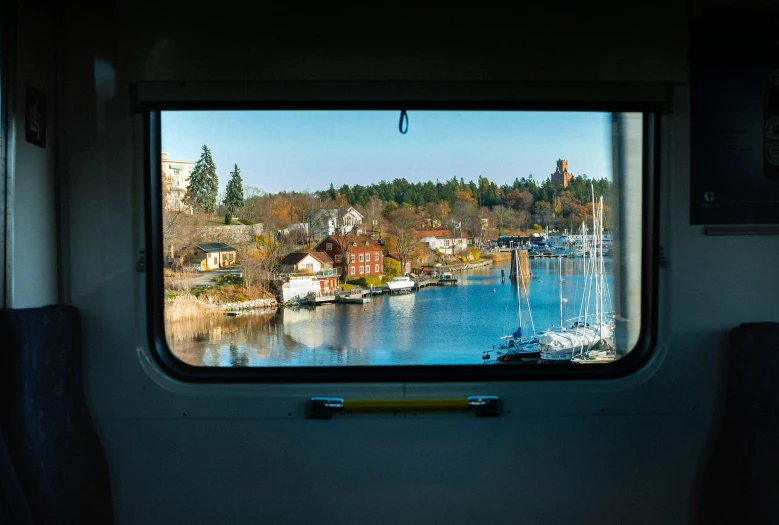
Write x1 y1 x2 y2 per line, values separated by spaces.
335 288 372 304
305 294 336 305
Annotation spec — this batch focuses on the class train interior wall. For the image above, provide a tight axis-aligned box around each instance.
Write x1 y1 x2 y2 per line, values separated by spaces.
3 2 779 523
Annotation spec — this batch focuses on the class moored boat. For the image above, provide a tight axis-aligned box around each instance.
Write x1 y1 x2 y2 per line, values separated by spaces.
387 276 415 293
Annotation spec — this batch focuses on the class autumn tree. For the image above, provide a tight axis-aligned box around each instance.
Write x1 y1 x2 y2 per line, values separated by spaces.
472 207 496 247
290 192 321 248
388 208 422 275
187 145 219 214
223 164 244 215
533 201 554 227
492 205 511 237
424 200 451 228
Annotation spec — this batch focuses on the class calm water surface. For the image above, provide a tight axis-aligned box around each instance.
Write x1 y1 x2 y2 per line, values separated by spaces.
167 258 615 366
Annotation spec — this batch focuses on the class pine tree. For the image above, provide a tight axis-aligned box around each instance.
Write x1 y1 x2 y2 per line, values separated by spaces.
187 145 219 214
223 163 244 214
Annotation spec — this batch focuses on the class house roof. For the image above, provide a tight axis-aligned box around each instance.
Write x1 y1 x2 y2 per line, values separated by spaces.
312 206 364 221
198 242 237 253
280 251 334 266
309 251 333 265
315 234 381 251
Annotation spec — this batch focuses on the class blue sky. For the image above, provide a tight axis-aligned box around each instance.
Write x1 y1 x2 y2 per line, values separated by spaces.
161 111 613 194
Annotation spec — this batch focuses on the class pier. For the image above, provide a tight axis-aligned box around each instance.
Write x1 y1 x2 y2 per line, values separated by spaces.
509 249 531 283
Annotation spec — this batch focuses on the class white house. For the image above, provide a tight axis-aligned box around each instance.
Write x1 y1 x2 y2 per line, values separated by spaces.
278 251 334 274
311 206 364 238
420 235 468 255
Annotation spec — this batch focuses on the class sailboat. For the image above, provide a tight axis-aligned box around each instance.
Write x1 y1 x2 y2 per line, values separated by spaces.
487 249 540 363
538 188 616 363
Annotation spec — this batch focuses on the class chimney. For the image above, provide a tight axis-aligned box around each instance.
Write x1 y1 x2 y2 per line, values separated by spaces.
161 152 168 160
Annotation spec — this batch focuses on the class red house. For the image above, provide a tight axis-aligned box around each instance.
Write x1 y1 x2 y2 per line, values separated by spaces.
315 234 383 280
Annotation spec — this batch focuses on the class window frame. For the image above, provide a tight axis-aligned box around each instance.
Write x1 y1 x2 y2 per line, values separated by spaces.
144 102 659 383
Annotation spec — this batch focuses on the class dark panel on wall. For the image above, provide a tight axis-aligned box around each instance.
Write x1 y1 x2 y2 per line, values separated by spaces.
690 16 779 224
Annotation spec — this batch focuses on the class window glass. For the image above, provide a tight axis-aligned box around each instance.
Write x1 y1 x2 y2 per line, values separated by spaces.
161 110 643 367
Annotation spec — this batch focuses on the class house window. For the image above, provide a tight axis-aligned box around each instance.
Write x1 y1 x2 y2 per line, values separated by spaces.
157 109 652 378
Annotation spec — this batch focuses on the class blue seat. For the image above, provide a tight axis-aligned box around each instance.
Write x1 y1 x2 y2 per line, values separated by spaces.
0 306 113 524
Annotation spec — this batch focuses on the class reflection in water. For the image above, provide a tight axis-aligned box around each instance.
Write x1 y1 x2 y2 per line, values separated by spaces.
166 259 617 367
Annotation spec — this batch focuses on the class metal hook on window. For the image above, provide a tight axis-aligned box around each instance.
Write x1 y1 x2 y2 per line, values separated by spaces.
398 110 408 134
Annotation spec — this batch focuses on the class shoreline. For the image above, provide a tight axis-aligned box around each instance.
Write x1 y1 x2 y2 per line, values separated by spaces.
165 294 278 323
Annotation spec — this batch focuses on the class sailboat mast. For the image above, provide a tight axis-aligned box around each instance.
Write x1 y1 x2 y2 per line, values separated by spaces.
518 253 536 335
598 195 605 340
591 184 598 328
558 256 564 330
515 248 522 339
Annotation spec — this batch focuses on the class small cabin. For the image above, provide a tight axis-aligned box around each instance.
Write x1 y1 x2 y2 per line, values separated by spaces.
189 242 238 271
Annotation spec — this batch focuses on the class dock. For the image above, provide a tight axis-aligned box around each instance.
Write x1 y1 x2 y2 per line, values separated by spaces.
415 277 439 289
437 277 458 286
335 288 372 304
304 292 337 305
509 250 532 282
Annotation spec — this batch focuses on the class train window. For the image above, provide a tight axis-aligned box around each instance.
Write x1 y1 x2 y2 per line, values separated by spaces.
149 109 656 381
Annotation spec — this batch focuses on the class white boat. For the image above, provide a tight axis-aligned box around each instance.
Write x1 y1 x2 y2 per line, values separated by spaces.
539 189 616 363
387 276 415 293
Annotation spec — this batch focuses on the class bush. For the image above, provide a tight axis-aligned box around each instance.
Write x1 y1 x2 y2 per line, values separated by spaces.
225 212 233 225
216 274 245 285
238 218 253 225
383 257 401 278
347 275 383 287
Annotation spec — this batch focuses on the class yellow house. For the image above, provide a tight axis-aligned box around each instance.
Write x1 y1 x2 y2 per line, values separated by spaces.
190 242 238 271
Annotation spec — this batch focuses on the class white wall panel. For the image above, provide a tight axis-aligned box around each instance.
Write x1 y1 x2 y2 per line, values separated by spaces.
7 3 58 308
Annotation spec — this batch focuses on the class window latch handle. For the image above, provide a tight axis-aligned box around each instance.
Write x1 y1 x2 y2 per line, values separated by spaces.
306 396 500 419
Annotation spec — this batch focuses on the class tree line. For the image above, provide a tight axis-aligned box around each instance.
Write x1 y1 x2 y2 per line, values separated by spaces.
165 143 614 289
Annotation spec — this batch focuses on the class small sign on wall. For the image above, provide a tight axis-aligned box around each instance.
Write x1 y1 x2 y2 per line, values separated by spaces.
25 85 46 148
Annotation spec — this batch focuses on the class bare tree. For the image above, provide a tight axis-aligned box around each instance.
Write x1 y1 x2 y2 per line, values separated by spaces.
388 208 422 275
356 196 385 238
162 206 200 272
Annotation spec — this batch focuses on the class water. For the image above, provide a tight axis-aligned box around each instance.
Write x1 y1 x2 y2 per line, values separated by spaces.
167 258 616 367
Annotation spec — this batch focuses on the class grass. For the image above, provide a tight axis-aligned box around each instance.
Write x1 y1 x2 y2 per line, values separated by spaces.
164 290 178 299
164 293 217 322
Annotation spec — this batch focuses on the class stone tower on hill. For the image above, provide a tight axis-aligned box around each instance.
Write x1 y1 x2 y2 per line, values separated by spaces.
551 159 573 188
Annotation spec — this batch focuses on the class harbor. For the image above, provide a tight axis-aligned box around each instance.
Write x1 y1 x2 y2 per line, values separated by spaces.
166 257 615 367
